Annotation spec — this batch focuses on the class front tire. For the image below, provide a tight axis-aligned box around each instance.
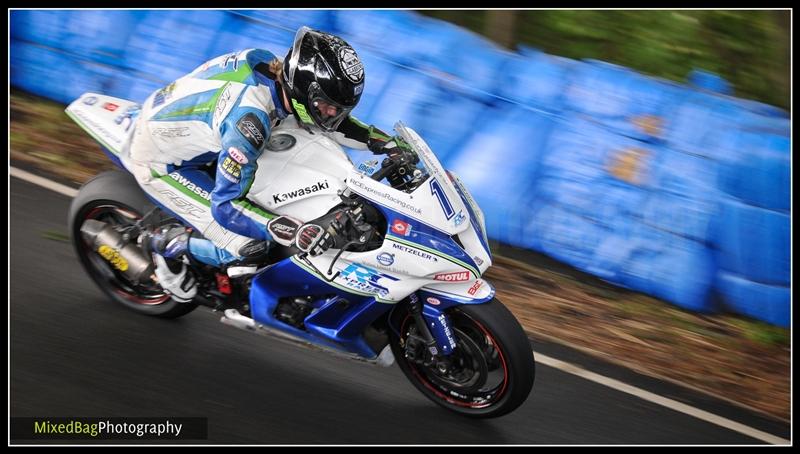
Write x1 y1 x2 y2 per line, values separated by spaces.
68 170 197 318
390 297 535 418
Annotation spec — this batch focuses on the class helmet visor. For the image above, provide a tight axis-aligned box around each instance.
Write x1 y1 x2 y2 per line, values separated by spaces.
308 82 353 132
286 26 311 91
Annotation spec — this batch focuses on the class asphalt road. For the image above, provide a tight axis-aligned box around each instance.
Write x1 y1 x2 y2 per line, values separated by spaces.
9 177 777 445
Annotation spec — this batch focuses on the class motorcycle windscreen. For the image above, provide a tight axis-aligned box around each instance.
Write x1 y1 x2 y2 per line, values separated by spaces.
345 123 470 236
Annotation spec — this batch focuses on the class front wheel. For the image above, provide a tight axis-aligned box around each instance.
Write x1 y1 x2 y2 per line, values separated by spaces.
390 297 535 418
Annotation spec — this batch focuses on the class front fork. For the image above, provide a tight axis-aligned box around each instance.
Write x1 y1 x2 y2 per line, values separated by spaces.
406 293 457 360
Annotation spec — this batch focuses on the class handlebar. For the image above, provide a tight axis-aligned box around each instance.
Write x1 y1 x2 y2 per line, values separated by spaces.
369 157 397 182
370 150 423 191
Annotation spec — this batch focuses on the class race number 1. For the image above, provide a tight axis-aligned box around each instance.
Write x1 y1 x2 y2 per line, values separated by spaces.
430 179 455 220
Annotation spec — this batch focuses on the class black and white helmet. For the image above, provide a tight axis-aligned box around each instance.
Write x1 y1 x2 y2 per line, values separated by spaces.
282 27 365 132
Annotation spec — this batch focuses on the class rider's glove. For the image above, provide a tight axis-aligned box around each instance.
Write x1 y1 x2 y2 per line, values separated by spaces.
295 223 337 256
377 135 414 161
267 215 303 247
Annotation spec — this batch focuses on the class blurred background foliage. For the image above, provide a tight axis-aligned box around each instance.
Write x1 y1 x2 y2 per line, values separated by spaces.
419 10 790 110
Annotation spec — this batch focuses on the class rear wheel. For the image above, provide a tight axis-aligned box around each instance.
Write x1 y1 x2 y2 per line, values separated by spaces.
68 170 197 318
390 297 535 418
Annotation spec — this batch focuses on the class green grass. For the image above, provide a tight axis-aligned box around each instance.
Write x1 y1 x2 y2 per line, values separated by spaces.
728 318 790 347
41 230 71 243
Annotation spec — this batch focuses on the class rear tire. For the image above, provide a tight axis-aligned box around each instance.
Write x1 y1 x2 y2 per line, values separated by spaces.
390 297 535 418
68 170 197 318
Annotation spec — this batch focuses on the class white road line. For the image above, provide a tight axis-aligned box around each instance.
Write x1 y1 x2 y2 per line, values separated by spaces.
10 165 790 445
10 167 78 198
536 353 789 444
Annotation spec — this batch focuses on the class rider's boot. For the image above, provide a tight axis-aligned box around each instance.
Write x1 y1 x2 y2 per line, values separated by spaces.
141 225 198 302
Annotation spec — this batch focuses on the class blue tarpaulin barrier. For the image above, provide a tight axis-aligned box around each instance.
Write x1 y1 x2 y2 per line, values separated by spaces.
494 48 575 112
716 271 790 327
715 196 790 286
562 59 681 141
446 109 556 247
619 225 716 312
718 130 790 212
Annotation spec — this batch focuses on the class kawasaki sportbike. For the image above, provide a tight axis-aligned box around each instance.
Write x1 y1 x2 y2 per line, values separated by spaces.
66 92 535 418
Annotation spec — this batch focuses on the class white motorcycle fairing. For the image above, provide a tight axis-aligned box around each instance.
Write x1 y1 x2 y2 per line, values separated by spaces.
65 93 141 168
265 121 494 303
247 117 352 221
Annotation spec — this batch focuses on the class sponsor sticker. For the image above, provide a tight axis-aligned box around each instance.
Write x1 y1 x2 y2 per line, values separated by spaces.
339 263 399 297
376 252 395 266
114 105 140 132
71 109 122 149
426 297 441 306
156 189 206 219
82 96 98 106
391 219 412 236
392 243 438 262
215 84 233 117
228 146 248 165
473 256 484 266
453 210 466 227
348 177 422 214
237 113 266 149
152 127 190 138
438 314 457 350
97 245 128 272
220 157 242 183
168 171 211 201
291 98 314 125
267 217 299 243
270 224 295 240
152 82 176 108
103 102 119 112
433 271 470 282
272 180 329 204
467 280 483 296
338 46 364 83
357 159 378 176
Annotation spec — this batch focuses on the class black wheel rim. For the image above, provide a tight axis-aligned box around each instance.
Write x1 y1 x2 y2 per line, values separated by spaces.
400 309 510 409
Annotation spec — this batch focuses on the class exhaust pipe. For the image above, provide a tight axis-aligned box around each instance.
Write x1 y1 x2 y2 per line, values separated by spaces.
80 219 154 284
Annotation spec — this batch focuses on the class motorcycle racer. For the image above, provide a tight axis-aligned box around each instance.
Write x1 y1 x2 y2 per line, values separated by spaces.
128 26 411 301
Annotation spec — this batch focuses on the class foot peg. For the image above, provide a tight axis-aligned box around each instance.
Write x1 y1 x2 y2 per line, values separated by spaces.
376 344 395 367
220 309 256 330
226 265 259 278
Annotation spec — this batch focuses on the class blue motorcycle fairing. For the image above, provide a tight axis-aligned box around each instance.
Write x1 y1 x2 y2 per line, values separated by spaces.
248 255 494 360
249 256 396 359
